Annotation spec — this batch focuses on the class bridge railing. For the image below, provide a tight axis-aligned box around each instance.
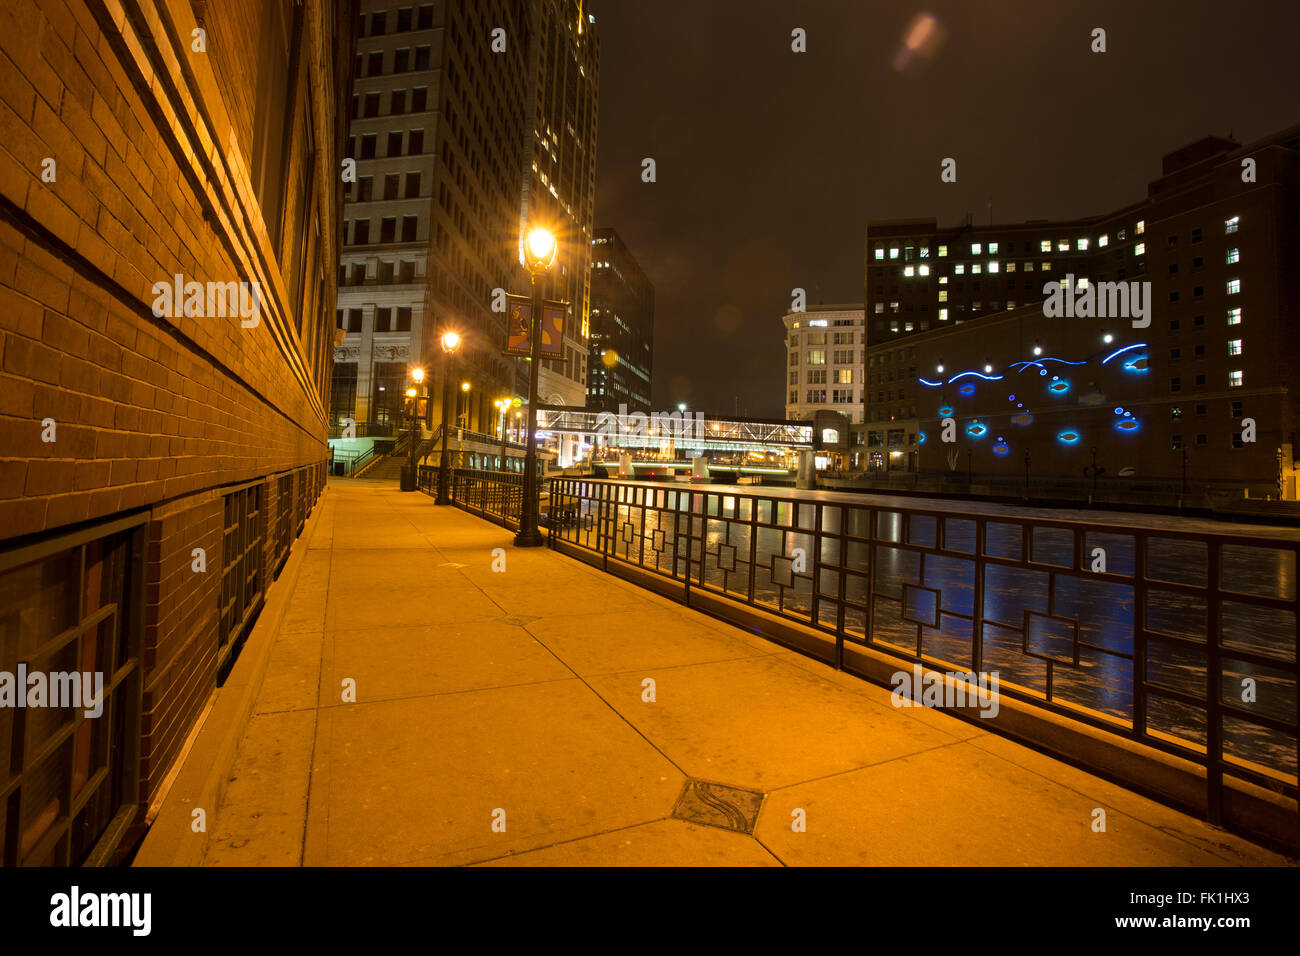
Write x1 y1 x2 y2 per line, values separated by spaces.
545 476 1299 836
418 466 525 530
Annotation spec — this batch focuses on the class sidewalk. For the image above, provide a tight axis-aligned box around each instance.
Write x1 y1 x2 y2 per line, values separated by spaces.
138 481 1290 866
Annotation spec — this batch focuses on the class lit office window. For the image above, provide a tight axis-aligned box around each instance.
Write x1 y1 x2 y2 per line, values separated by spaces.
1226 247 1239 264
918 265 930 276
938 276 948 284
1039 240 1051 253
937 244 948 257
1006 261 1016 272
1136 220 1145 234
972 263 982 274
1077 238 1089 251
1076 277 1089 289
1057 240 1069 252
971 242 982 254
939 308 949 321
1228 370 1243 387
954 264 965 275
1227 307 1242 325
904 266 915 277
874 302 884 314
987 261 999 273
1226 278 1240 294
1225 216 1239 234
987 242 999 254
1098 234 1109 247
889 247 900 259
919 246 930 258
1134 243 1145 256
938 291 947 302
1227 339 1242 356
874 248 885 260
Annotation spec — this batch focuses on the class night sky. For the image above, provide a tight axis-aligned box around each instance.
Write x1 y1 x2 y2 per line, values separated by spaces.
589 0 1300 419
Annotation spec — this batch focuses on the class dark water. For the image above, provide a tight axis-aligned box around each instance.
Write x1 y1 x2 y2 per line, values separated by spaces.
553 484 1298 782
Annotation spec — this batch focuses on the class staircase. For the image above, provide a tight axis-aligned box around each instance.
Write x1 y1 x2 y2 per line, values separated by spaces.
352 427 441 481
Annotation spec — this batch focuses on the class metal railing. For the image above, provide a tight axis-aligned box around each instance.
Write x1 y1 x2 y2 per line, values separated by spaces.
418 466 526 530
546 477 1299 829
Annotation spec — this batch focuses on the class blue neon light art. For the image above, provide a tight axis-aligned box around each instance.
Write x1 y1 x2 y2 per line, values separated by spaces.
948 371 1004 383
1057 430 1081 445
1101 343 1148 365
1114 419 1140 432
959 383 976 397
965 421 988 438
1048 379 1070 394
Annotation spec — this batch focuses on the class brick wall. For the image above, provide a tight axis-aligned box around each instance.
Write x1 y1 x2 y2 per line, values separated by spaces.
0 0 355 857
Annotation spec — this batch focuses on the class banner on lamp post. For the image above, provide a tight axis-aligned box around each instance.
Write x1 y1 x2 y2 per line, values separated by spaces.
504 294 568 360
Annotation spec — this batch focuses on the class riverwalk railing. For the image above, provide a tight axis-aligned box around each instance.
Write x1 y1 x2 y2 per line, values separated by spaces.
418 466 524 530
546 477 1299 833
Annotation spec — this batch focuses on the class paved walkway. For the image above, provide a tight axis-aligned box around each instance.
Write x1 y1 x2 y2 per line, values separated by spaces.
159 481 1289 866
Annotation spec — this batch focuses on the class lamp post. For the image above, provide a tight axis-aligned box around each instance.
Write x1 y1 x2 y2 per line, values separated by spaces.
495 398 509 470
435 330 461 505
458 381 470 468
401 366 424 492
515 226 557 547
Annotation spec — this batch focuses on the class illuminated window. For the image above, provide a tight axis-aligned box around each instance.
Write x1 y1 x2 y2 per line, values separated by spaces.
954 264 965 275
939 308 949 321
1226 247 1239 264
1006 261 1016 272
1228 370 1243 388
1077 238 1089 251
1006 301 1016 309
987 261 999 273
938 276 948 284
1057 240 1069 252
1039 240 1051 253
988 242 999 254
1040 262 1051 272
874 302 884 313
971 242 982 254
874 247 885 260
1228 339 1242 356
1098 234 1109 247
938 290 947 302
1224 216 1239 234
918 265 930 276
1023 262 1034 271
904 321 915 331
1117 228 1126 240
1226 278 1240 294
1227 307 1241 325
1134 243 1145 256
1076 277 1089 289
904 266 915 277
972 264 982 274
1136 220 1145 234
807 349 826 365
919 246 930 258
889 247 899 259
938 244 948 257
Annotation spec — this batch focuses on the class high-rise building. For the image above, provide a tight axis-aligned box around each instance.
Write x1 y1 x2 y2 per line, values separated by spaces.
522 0 600 412
334 0 599 452
0 0 355 864
783 306 865 424
588 228 654 411
863 125 1300 494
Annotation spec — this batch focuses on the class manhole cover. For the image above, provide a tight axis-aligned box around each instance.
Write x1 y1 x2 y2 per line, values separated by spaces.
497 614 540 626
671 779 764 834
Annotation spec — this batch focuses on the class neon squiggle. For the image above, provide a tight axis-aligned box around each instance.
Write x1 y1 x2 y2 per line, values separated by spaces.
948 371 1004 383
1101 343 1148 365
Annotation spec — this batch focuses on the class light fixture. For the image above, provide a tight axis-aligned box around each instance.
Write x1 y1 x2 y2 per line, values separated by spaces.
984 363 993 373
405 387 416 398
1032 341 1042 356
1102 331 1114 344
523 226 558 273
936 364 944 373
411 367 425 384
440 330 461 352
461 382 470 392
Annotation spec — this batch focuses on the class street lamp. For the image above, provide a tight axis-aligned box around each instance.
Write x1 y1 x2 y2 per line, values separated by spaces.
399 365 426 492
435 330 461 505
494 398 510 470
515 226 557 547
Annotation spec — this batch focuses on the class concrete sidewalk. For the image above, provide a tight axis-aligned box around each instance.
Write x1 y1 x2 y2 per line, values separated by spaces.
138 481 1291 866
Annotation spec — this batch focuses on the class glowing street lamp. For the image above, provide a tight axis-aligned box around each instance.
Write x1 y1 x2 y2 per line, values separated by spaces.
516 225 558 547
435 328 462 505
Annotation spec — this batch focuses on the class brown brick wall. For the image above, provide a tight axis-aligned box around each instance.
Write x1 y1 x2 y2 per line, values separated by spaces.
0 0 355 849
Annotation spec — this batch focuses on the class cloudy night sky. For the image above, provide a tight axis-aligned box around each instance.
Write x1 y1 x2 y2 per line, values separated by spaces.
589 0 1300 419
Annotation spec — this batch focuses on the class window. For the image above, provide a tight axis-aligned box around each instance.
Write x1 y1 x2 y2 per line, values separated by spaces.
1226 247 1239 264
1227 307 1242 325
1226 278 1240 295
937 244 947 257
346 308 362 332
374 307 392 332
1170 406 1182 420
363 92 379 117
395 307 412 332
352 219 369 244
1057 240 1069 252
970 242 982 254
806 389 827 404
414 46 430 70
789 350 799 367
918 265 929 276
397 8 412 31
1192 256 1203 269
889 247 899 259
904 266 914 277
387 131 403 156
1077 238 1089 251
408 129 423 154
1134 243 1145 256
1169 348 1181 359
1194 374 1205 386
874 248 884 260
1168 263 1179 275
411 87 428 111
1225 216 1239 234
401 215 418 241
1171 435 1183 450
382 174 399 200
807 349 826 365
1193 314 1204 327
367 51 383 76
954 264 965 275
380 217 396 242
1196 434 1208 446
393 48 410 72
405 172 421 198
221 484 264 664
1169 319 1180 331
1098 234 1109 247
938 309 948 321
0 519 146 865
1231 401 1243 418
360 134 376 159
1167 234 1178 249
391 90 406 114
1171 377 1181 392
988 242 999 254
1191 227 1202 243
1228 370 1243 388
1136 220 1145 234
417 4 434 29
1039 240 1051 253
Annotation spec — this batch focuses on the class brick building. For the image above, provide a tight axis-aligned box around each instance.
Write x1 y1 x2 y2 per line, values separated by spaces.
864 125 1300 494
0 0 355 865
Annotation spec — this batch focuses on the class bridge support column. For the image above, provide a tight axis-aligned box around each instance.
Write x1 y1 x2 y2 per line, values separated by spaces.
691 456 709 484
618 453 634 478
796 450 816 490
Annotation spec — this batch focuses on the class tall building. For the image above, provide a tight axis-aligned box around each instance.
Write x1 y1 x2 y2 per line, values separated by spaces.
522 0 600 412
783 306 865 424
334 0 599 451
588 228 654 411
863 125 1300 493
0 0 354 864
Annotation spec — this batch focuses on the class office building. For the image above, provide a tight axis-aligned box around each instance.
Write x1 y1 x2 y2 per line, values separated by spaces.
588 228 653 411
